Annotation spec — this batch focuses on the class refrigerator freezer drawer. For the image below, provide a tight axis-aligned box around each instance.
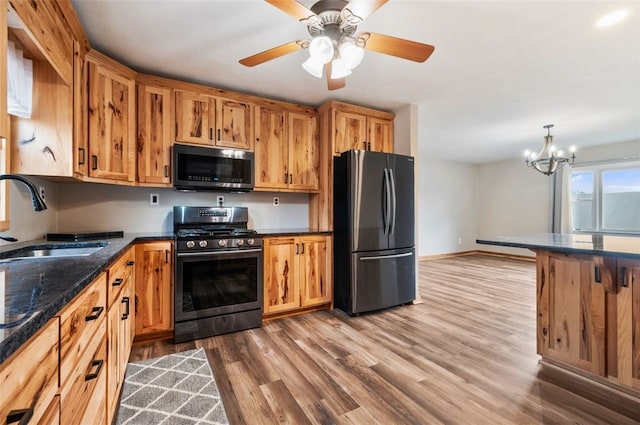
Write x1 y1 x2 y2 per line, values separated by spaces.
346 247 416 315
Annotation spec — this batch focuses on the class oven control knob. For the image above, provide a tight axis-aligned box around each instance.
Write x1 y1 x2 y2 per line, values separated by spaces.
236 239 245 247
247 238 255 246
199 240 208 248
218 239 227 247
186 240 195 248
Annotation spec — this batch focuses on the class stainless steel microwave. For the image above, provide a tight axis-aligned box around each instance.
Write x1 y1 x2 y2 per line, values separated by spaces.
173 143 254 192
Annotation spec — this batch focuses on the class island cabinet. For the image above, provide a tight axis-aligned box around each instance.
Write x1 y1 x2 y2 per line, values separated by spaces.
0 318 60 425
135 241 174 340
175 89 253 151
263 235 332 317
106 247 136 424
254 105 319 192
616 259 640 390
86 50 137 183
136 78 173 186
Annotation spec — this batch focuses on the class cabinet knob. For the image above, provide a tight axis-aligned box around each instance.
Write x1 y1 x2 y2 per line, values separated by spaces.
84 359 104 381
85 306 104 321
7 409 33 425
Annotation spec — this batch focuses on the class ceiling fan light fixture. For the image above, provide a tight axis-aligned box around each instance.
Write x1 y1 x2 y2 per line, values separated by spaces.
330 57 352 79
338 39 364 70
302 56 324 78
309 36 334 64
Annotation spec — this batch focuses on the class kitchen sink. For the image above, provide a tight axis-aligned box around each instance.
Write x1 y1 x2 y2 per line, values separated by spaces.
0 242 108 261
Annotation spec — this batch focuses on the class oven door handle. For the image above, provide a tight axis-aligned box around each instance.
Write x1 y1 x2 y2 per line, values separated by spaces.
177 248 263 257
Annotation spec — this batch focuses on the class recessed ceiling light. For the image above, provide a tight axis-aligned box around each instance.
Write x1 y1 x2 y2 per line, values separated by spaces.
596 9 629 27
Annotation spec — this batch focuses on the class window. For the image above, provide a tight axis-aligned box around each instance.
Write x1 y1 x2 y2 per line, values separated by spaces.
570 163 640 234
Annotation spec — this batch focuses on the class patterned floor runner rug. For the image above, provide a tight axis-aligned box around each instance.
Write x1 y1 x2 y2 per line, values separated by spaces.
116 348 229 425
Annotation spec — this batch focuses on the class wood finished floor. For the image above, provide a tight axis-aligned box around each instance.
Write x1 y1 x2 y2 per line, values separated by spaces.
130 254 640 424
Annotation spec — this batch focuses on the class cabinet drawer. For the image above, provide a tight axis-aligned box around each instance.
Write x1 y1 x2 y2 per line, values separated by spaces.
0 318 59 425
60 321 107 425
108 248 135 306
59 272 107 386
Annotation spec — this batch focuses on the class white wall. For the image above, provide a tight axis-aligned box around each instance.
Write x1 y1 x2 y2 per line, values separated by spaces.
418 157 479 256
57 182 309 233
0 176 58 245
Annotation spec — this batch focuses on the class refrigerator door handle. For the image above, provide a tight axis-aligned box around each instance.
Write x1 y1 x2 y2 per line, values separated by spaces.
359 252 414 261
383 168 391 235
389 168 397 235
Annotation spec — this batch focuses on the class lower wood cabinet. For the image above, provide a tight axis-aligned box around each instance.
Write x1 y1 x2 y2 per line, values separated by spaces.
135 241 173 339
0 318 59 425
263 235 332 317
616 258 640 390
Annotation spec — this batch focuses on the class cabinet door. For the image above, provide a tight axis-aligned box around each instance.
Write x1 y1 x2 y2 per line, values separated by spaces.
288 111 319 191
264 237 299 315
537 253 607 375
137 84 172 185
299 236 332 307
215 97 253 150
368 117 393 153
135 242 173 336
617 259 640 390
254 105 287 189
175 90 213 145
87 62 135 181
73 41 88 178
334 110 367 154
0 4 8 231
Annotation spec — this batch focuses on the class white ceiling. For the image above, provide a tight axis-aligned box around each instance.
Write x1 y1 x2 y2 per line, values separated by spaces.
70 0 640 164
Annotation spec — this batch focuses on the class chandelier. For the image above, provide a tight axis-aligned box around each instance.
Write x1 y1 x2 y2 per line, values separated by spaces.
524 124 576 176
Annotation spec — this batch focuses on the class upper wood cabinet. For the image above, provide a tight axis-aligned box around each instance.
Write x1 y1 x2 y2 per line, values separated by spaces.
137 80 172 186
616 258 640 390
320 100 394 155
254 106 318 192
175 89 253 151
86 50 136 183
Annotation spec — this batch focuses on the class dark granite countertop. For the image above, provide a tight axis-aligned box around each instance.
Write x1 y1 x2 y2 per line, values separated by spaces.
255 228 332 237
0 232 174 364
476 233 640 259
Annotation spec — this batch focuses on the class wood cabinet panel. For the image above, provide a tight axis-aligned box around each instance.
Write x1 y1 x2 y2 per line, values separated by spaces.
368 116 393 153
335 110 367 154
175 90 213 145
59 272 107 386
299 236 332 307
617 259 640 390
264 237 299 315
216 97 253 150
537 253 607 376
137 84 172 185
40 396 61 425
0 6 8 231
0 318 59 425
135 241 173 336
73 40 88 178
254 105 287 189
288 111 318 191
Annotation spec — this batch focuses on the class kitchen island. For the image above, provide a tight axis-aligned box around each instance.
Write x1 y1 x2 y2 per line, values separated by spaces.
477 233 640 412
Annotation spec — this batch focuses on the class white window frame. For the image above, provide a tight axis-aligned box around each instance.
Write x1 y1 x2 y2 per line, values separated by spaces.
569 160 640 235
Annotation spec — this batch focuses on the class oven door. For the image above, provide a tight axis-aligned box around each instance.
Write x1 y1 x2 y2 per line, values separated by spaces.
175 248 263 322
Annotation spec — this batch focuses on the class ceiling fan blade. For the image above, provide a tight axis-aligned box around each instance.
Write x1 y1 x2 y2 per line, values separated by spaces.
239 41 304 67
344 0 388 22
362 32 435 63
325 62 346 90
265 0 316 21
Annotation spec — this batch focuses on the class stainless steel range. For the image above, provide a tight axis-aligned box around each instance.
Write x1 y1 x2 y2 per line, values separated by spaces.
173 206 263 343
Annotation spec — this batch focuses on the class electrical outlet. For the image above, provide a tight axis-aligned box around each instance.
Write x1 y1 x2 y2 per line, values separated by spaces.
217 195 224 206
38 186 45 200
458 237 462 245
273 197 280 206
150 193 160 206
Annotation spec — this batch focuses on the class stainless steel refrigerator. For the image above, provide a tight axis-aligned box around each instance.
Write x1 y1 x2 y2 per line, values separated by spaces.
333 150 416 315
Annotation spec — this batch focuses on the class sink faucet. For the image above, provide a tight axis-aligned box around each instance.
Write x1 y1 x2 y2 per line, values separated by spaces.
0 174 47 211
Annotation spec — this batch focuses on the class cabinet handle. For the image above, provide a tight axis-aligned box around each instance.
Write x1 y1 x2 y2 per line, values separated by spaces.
85 306 104 321
7 408 33 425
594 266 602 283
165 249 170 264
91 155 98 170
121 296 130 320
284 171 288 183
295 243 299 255
84 359 104 381
620 266 628 288
78 147 85 165
112 277 124 287
127 260 135 266
164 165 169 178
135 295 139 314
368 142 372 150
217 129 221 140
209 128 213 140
300 243 305 254
289 173 293 184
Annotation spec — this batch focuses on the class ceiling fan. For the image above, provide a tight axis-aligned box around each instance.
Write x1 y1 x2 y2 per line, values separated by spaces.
239 0 435 90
